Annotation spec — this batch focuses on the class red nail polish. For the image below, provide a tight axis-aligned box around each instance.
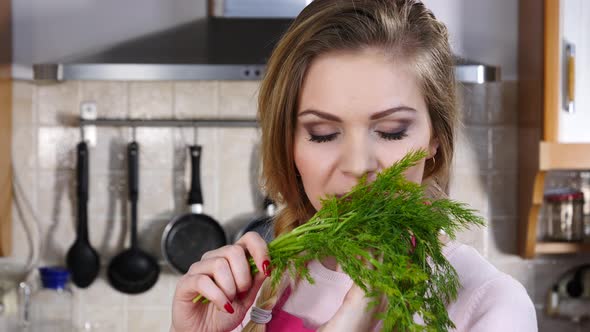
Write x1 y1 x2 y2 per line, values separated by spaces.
224 302 235 314
262 260 271 277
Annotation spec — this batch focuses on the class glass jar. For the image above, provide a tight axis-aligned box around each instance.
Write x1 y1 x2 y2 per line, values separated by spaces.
29 267 74 332
578 172 590 240
544 189 584 242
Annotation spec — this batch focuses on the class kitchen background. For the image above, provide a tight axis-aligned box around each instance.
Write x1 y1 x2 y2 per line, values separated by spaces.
2 0 589 331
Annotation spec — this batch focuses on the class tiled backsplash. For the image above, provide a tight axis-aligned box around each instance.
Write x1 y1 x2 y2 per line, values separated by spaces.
9 80 589 331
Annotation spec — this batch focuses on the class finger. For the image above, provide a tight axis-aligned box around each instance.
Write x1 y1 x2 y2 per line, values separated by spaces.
176 274 235 314
235 231 271 277
197 245 253 296
187 257 237 302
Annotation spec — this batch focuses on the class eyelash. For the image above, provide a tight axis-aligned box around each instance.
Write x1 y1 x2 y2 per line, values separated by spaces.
377 129 408 141
308 129 408 143
309 133 339 143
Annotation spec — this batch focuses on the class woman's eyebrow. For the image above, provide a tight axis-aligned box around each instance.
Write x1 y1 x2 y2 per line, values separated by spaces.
370 106 416 120
298 109 342 122
298 106 417 122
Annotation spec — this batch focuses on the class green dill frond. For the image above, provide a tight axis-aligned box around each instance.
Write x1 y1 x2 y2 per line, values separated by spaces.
266 149 485 331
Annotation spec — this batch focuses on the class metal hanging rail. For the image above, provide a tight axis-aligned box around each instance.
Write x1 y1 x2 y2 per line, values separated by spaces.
79 118 259 128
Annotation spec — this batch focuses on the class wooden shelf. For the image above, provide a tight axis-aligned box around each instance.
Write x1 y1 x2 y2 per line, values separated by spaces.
540 142 590 170
535 242 590 254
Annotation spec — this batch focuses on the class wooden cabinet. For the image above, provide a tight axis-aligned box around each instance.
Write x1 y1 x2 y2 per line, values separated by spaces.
554 0 590 143
0 0 12 257
518 0 590 258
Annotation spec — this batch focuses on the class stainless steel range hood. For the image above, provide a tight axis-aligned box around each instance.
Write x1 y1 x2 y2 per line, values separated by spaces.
33 17 500 83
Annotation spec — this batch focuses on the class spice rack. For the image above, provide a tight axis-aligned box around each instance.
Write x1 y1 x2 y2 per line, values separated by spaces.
519 144 590 258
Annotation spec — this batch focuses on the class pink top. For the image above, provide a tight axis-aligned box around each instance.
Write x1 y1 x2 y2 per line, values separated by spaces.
234 241 538 331
265 287 314 332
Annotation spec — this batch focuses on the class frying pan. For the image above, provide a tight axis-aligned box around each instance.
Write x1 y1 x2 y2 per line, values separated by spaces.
161 145 227 274
233 197 276 243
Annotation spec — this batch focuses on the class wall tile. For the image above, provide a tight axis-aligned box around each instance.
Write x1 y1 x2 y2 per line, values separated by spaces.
454 126 490 171
11 163 38 263
136 128 174 170
36 170 76 265
12 125 37 169
129 82 173 119
486 217 521 261
126 272 176 309
138 170 175 223
174 81 218 118
11 201 35 265
218 81 260 117
37 81 81 125
12 80 36 125
76 275 126 308
80 82 129 119
38 127 80 170
77 305 125 332
448 169 489 219
487 171 518 218
217 128 261 222
87 172 127 258
458 83 487 125
91 127 130 172
127 309 171 332
489 126 518 170
459 82 516 126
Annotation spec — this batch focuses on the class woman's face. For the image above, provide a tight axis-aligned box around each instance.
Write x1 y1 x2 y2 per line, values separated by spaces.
294 48 438 212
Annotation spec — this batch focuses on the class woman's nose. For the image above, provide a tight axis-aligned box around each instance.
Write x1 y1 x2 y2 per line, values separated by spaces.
339 134 378 179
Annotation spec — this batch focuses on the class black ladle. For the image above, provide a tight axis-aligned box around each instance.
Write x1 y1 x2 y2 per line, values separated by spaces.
66 141 100 288
107 141 160 294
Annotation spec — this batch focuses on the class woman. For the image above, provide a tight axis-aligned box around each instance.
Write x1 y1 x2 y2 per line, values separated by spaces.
170 0 537 331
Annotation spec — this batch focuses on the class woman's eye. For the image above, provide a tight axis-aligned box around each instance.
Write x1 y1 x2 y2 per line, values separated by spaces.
308 133 339 143
377 129 408 141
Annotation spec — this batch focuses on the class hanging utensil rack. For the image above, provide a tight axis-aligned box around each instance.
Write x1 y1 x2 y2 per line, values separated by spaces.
80 118 258 128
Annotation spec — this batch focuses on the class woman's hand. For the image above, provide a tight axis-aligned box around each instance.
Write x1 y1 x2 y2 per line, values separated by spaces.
319 251 387 332
318 283 386 332
170 232 271 332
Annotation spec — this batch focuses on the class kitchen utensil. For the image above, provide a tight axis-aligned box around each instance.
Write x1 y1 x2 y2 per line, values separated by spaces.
162 145 226 274
107 141 160 294
546 264 590 322
66 141 100 288
233 197 276 243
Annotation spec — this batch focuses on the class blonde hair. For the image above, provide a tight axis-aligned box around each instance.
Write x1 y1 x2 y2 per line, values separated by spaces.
246 1 457 330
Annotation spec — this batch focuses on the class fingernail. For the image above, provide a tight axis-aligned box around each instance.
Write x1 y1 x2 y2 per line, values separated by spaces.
237 292 248 300
262 260 271 277
224 302 235 314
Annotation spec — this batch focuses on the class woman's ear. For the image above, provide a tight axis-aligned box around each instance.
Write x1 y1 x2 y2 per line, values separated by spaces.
428 137 439 159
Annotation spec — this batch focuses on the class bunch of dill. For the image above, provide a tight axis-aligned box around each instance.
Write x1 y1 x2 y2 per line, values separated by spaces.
195 150 484 331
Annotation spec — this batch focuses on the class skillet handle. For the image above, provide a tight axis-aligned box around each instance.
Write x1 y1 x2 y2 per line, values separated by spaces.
188 145 204 206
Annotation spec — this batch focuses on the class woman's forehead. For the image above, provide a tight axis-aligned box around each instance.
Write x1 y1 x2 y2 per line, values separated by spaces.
298 49 426 116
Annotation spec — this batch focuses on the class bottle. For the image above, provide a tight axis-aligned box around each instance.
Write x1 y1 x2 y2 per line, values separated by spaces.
29 267 74 332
